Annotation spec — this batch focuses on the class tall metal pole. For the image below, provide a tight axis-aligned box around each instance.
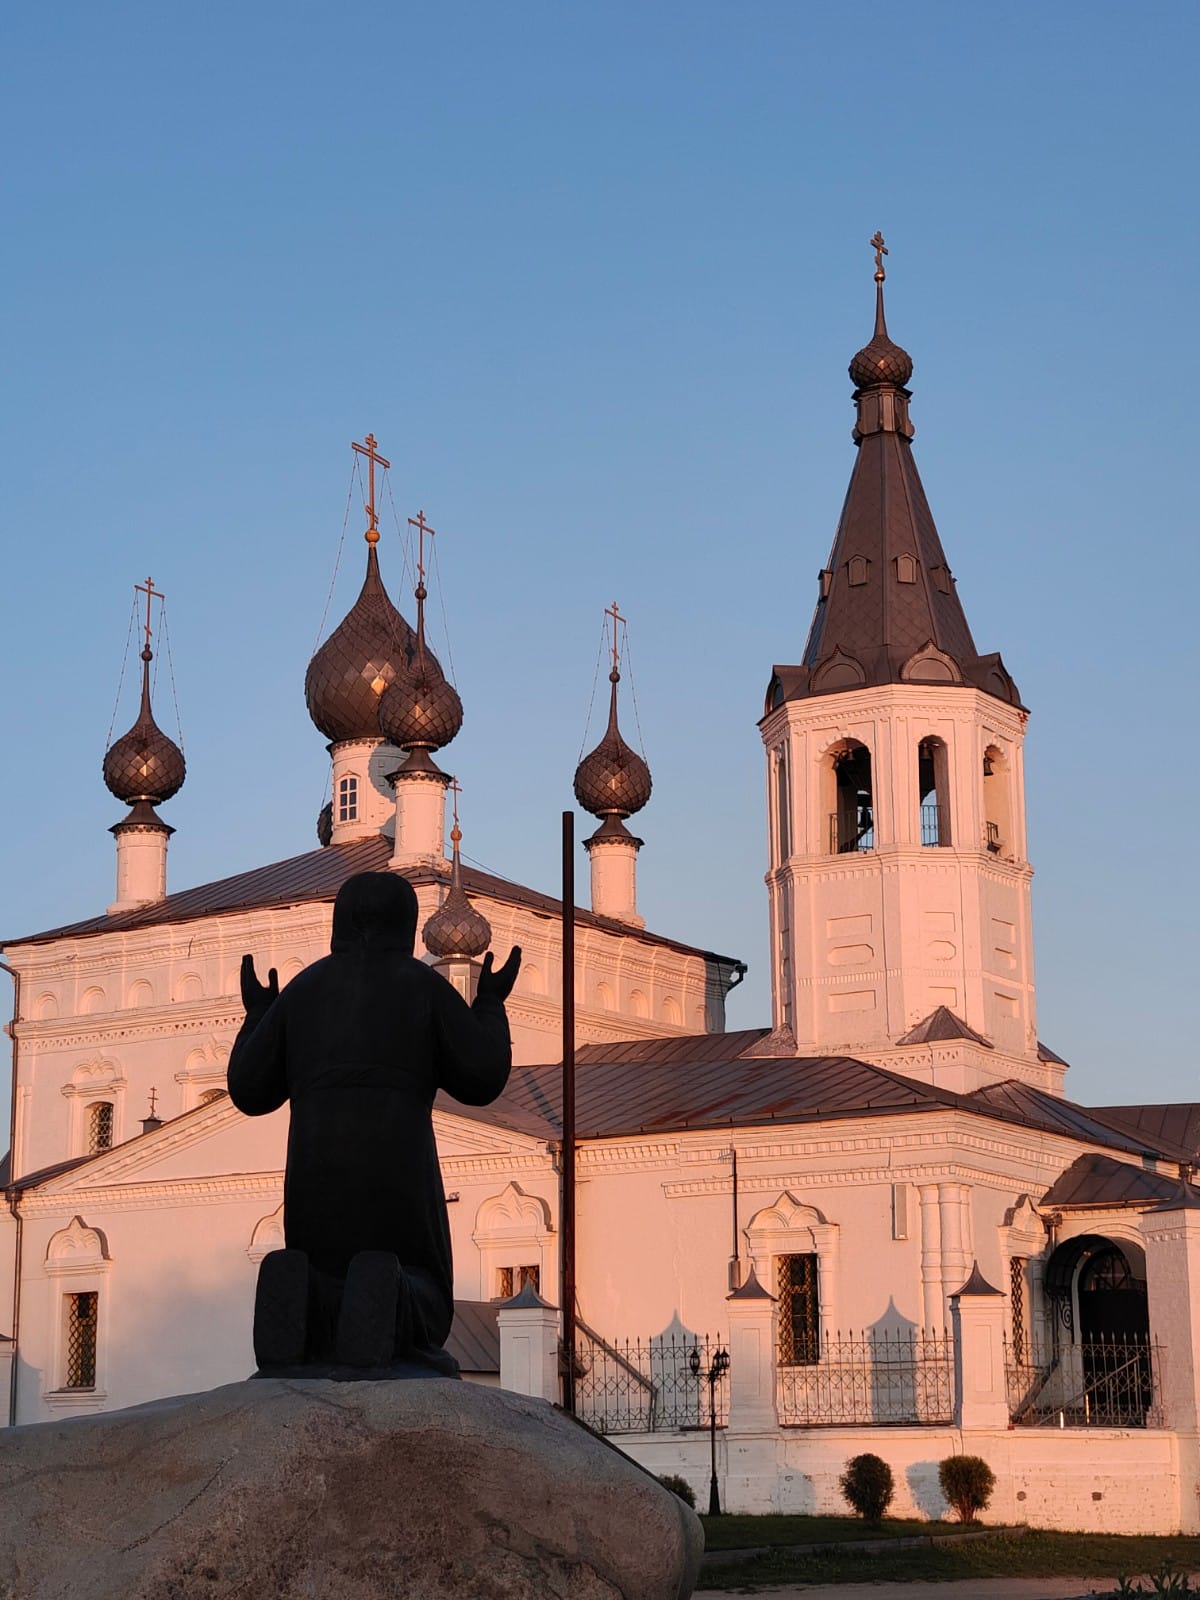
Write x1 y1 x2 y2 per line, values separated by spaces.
561 810 577 1414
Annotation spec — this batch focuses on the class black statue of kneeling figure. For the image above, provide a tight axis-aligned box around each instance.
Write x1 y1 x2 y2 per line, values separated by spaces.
228 871 521 1379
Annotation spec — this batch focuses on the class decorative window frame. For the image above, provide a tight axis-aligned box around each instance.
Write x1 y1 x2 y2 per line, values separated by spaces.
62 1059 126 1158
43 1217 111 1410
745 1192 840 1350
472 1183 554 1304
175 1038 230 1111
247 1203 285 1266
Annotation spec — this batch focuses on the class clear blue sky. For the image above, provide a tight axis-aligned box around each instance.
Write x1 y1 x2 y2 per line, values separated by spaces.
2 2 1197 1114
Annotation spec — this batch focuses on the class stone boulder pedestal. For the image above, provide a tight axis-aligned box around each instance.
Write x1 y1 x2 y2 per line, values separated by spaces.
0 1378 703 1600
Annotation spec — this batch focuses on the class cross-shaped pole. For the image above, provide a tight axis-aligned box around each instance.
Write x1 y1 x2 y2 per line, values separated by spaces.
407 508 437 590
351 432 391 545
449 775 462 830
134 576 163 654
605 600 623 677
871 230 888 283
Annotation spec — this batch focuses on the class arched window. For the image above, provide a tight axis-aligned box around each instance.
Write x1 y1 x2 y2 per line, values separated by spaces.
828 741 874 854
771 743 791 865
918 737 951 847
983 744 1011 855
337 774 359 825
86 1102 114 1155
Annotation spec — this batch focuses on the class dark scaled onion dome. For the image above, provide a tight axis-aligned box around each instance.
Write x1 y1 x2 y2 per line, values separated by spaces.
103 648 186 805
573 671 652 819
423 826 491 959
316 801 333 847
849 266 913 389
378 661 463 751
305 545 417 744
377 580 463 752
849 330 913 390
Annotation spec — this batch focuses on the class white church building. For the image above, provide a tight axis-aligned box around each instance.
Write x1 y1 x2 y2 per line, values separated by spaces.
5 252 1200 1535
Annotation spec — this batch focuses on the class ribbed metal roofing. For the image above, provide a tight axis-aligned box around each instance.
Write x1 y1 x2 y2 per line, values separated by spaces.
1091 1103 1200 1163
444 1038 1188 1158
445 1300 501 1374
1041 1153 1193 1209
4 837 739 967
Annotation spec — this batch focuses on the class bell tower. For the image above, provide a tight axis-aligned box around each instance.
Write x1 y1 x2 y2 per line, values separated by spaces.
760 238 1052 1094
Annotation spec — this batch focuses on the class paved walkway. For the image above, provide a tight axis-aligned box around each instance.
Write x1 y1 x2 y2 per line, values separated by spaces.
700 1579 1119 1599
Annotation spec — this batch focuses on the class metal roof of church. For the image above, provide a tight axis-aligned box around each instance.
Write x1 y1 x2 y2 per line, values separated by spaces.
440 1033 1174 1158
1090 1103 1200 1164
3 834 738 967
1041 1152 1197 1209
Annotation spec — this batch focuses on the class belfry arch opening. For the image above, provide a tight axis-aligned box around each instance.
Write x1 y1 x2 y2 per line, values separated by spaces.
983 744 1011 855
825 740 874 854
918 737 951 847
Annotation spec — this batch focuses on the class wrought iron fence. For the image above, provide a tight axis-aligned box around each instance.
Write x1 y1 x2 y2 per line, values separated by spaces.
1006 1335 1163 1427
572 1328 729 1436
777 1328 954 1426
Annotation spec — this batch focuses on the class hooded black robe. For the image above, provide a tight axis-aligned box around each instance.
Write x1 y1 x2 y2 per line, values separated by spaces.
227 872 512 1350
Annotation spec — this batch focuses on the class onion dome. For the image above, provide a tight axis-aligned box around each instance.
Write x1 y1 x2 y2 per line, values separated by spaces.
316 802 333 847
103 647 186 805
574 669 652 820
377 577 463 753
378 661 463 750
305 544 417 744
423 821 491 960
849 233 912 390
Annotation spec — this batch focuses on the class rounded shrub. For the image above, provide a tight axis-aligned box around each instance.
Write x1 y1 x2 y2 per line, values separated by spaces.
838 1453 895 1523
658 1473 696 1508
938 1454 995 1523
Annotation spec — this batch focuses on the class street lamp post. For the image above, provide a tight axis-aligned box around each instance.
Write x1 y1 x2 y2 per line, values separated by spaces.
690 1343 730 1515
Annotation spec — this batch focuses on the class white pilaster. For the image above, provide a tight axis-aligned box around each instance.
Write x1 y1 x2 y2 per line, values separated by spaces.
584 821 644 927
950 1263 1008 1431
725 1268 777 1432
108 807 171 914
390 754 450 868
497 1283 560 1403
1142 1196 1200 1432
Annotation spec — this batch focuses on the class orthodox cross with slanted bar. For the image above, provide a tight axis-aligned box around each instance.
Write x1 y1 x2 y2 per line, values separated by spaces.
134 576 163 655
407 509 436 592
351 433 391 544
605 600 623 677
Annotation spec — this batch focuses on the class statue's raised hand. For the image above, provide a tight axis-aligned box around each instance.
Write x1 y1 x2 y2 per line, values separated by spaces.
240 954 279 1017
476 946 521 1005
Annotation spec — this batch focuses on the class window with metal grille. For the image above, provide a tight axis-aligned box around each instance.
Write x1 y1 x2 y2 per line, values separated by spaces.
87 1102 113 1154
65 1292 98 1388
337 775 358 824
1010 1256 1026 1358
777 1253 820 1366
496 1264 539 1299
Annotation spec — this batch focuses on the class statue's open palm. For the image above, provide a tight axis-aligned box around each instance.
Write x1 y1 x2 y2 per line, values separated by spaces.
240 954 280 1016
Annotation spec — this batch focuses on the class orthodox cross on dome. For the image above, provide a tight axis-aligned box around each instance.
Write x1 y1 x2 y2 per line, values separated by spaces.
407 509 437 595
134 575 163 657
605 599 623 680
351 432 391 546
147 1087 158 1119
449 775 462 841
871 230 888 284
